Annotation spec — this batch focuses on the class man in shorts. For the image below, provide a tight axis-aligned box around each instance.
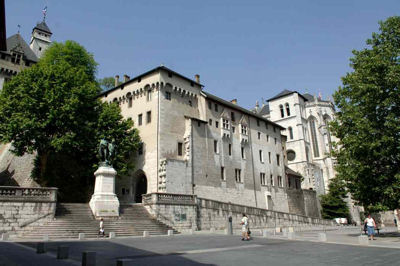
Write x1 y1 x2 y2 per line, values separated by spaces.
240 213 250 241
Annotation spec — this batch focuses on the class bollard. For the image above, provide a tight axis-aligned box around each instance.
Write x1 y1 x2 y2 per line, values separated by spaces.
43 235 49 242
82 251 96 266
57 246 69 259
117 259 133 266
262 229 268 237
168 230 174 236
358 235 369 245
109 232 115 239
227 216 233 235
79 233 85 240
288 232 295 240
143 231 149 237
318 233 327 242
36 242 46 254
1 233 9 241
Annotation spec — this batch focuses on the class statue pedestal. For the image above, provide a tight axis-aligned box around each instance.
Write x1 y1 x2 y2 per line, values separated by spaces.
89 166 120 217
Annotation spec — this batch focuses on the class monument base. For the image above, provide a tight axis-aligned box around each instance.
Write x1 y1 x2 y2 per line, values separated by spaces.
89 166 120 217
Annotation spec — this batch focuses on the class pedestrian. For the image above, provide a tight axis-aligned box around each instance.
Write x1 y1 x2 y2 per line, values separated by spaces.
394 212 397 227
240 213 250 241
364 214 376 240
98 218 105 237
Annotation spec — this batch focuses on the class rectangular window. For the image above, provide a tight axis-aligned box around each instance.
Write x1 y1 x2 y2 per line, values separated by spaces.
221 167 225 181
235 168 242 183
268 152 271 163
215 103 218 112
241 147 245 159
260 173 266 185
267 135 269 142
232 126 235 133
214 140 218 153
231 112 235 121
138 114 143 126
270 174 274 186
208 101 212 109
198 121 201 127
223 119 229 129
178 142 183 156
209 119 212 126
257 119 260 127
147 90 152 101
165 91 171 100
228 144 232 156
278 176 283 187
258 132 261 139
128 97 132 108
138 143 143 155
215 121 219 128
146 111 151 123
259 150 264 163
276 154 280 166
241 125 248 135
274 138 277 144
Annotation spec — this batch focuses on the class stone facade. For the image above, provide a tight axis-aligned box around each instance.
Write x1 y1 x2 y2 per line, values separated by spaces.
100 66 320 218
0 186 57 233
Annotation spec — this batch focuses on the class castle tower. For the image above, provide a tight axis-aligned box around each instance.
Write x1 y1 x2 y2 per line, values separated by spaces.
29 20 52 59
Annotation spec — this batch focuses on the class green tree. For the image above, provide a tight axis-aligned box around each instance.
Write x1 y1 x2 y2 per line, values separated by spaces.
320 177 350 220
98 77 117 91
0 41 140 201
331 16 400 211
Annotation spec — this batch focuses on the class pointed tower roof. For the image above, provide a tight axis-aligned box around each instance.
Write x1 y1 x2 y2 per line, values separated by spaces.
33 21 52 35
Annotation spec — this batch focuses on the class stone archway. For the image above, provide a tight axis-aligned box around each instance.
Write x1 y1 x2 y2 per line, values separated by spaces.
133 171 147 203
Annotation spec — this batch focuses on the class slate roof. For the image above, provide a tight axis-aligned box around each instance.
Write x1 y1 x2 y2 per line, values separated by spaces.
33 21 52 34
302 93 314 101
257 104 270 116
6 34 38 62
268 89 308 102
285 166 302 177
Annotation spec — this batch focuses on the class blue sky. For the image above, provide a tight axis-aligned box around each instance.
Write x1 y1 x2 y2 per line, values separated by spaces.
5 0 400 109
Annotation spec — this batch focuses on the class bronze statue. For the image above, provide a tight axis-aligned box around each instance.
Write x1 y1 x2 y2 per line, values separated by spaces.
99 138 117 167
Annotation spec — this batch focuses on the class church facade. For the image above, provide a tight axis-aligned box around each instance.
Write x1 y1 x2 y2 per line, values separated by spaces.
100 67 320 217
254 90 337 195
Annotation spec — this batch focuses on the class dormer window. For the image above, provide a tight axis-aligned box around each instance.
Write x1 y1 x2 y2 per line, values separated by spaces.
222 119 229 129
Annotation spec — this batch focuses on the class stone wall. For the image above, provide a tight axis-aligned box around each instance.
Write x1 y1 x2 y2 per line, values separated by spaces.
0 186 57 233
286 189 306 216
143 192 332 233
303 189 321 218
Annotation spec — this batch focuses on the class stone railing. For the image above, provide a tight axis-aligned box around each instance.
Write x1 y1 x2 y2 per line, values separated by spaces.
143 192 196 205
0 186 58 202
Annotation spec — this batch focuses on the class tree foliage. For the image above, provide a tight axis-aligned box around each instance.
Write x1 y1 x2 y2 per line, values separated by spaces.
98 77 116 91
0 41 140 202
331 16 400 211
320 177 350 220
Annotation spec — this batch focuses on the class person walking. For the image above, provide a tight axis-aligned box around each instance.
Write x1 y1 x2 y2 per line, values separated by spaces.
98 218 105 237
364 214 376 240
240 213 250 241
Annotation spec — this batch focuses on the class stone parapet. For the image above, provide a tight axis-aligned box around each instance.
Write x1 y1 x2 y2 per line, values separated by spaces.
0 186 57 202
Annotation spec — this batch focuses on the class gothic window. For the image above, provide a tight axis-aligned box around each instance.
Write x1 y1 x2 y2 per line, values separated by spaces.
306 146 310 162
223 119 229 129
259 150 264 162
235 169 242 183
146 111 151 123
260 173 266 185
270 174 274 186
231 112 235 121
323 115 332 152
278 176 283 187
285 103 290 116
279 104 284 118
241 147 245 159
288 127 293 140
221 167 225 181
178 142 183 156
228 144 232 156
241 125 248 135
309 117 320 157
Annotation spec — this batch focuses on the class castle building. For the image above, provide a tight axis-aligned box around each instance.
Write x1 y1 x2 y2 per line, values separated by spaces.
0 18 52 90
99 67 320 217
254 90 337 195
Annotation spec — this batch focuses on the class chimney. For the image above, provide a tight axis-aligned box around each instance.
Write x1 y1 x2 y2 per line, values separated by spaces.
195 74 200 83
123 74 130 83
231 99 237 105
114 75 119 87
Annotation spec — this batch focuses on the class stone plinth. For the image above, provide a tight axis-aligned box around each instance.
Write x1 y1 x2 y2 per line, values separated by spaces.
89 166 119 217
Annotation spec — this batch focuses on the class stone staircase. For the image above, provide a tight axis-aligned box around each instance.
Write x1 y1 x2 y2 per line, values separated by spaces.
18 203 178 240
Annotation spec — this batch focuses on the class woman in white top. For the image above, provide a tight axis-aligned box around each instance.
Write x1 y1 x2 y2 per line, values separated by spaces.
364 214 376 240
240 213 250 241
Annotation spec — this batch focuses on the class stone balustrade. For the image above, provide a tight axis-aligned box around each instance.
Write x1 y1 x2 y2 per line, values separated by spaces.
0 186 57 202
143 192 196 205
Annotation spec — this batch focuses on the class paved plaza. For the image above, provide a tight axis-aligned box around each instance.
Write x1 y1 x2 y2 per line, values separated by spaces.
1 227 399 265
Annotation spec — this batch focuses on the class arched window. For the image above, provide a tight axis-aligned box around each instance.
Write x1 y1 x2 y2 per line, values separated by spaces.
288 127 293 140
309 117 320 157
285 103 290 116
279 104 284 118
